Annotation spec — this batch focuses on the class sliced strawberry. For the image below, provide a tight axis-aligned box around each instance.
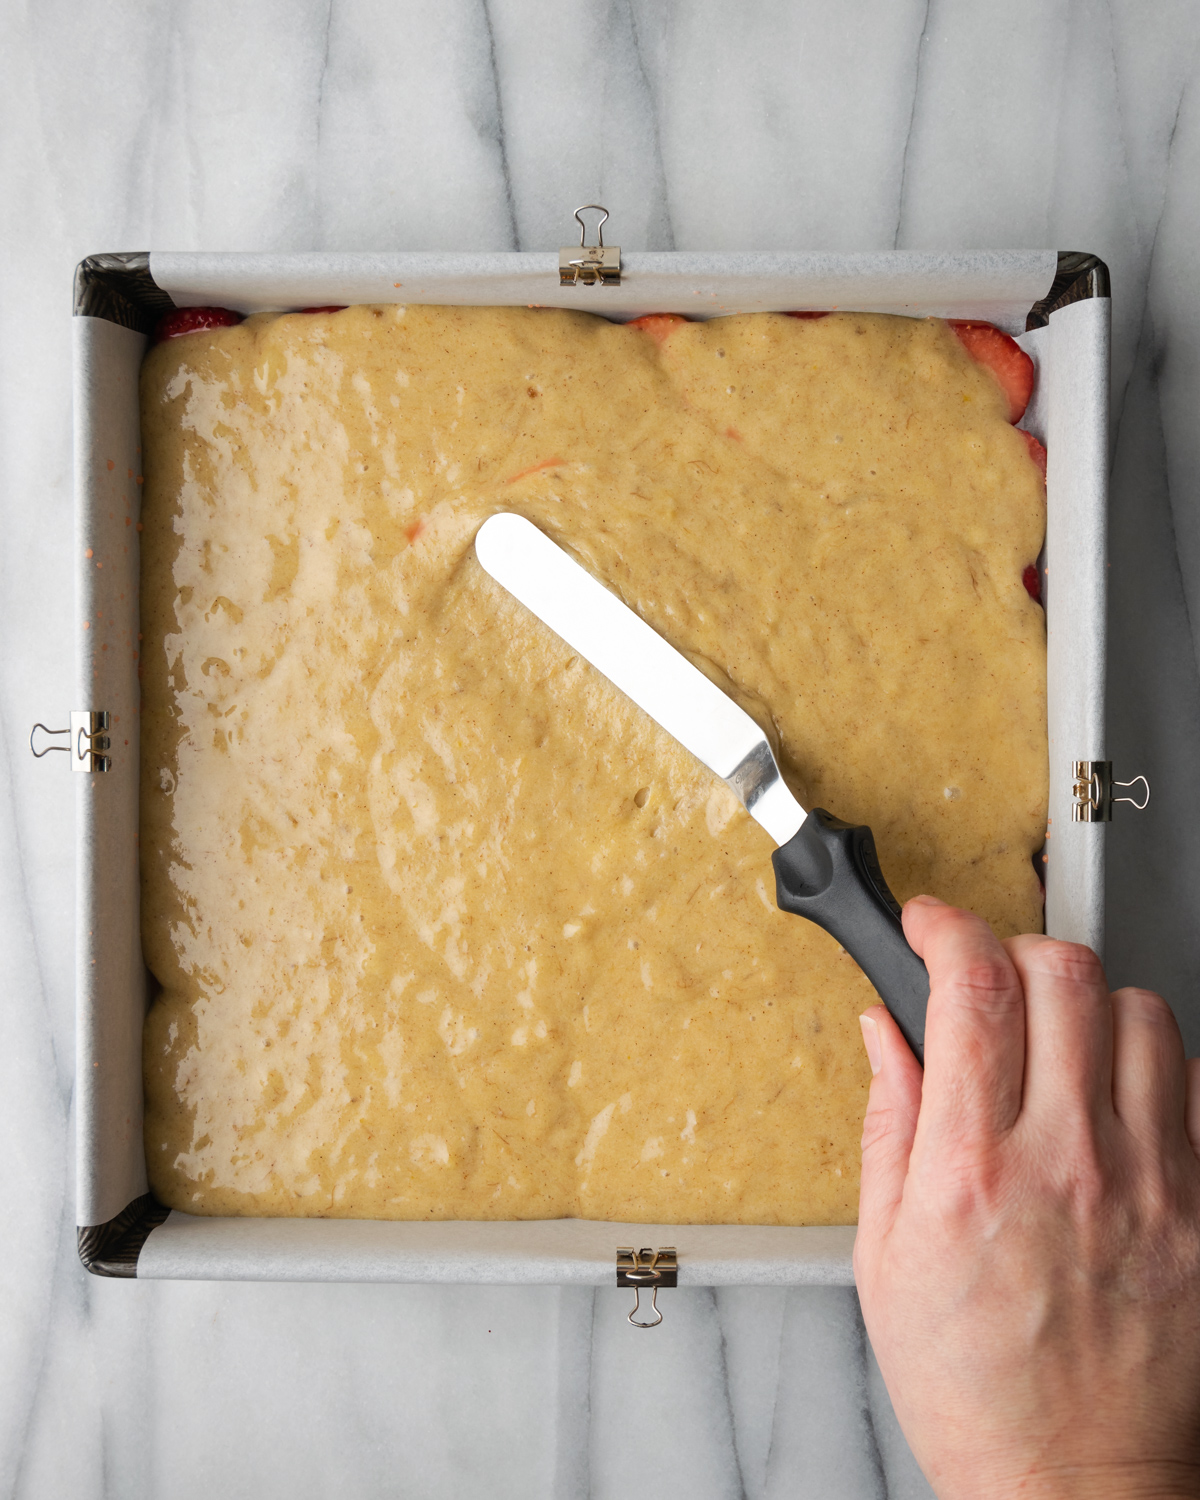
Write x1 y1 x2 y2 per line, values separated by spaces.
784 310 830 319
948 320 1034 423
627 313 689 344
1021 429 1047 480
296 306 347 314
154 306 243 343
1022 565 1042 604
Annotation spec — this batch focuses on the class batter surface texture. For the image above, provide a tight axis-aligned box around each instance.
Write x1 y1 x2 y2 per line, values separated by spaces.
139 306 1046 1223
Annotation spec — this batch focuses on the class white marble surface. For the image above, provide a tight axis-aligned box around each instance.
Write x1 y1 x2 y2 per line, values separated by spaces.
4 3 1200 1495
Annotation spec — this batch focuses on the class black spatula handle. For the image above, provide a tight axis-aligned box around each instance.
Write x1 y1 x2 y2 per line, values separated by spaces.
771 809 928 1063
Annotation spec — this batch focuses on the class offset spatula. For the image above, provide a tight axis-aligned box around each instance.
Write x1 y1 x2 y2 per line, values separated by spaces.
475 512 929 1062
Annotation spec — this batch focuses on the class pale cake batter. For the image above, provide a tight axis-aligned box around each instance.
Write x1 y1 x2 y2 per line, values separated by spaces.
139 306 1047 1224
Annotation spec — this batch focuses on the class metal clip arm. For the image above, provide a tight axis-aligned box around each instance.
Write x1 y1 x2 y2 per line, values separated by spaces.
1113 774 1150 810
30 724 71 757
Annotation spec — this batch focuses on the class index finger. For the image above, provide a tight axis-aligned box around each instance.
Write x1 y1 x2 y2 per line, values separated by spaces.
902 896 1026 1140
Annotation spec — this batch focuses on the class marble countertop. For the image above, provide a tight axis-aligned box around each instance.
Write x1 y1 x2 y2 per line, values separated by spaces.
4 3 1200 1496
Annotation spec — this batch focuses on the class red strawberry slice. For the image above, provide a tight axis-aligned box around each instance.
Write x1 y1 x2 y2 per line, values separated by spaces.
1020 428 1047 480
784 311 831 319
627 313 689 344
297 306 347 314
948 320 1034 423
154 306 243 343
1022 564 1042 604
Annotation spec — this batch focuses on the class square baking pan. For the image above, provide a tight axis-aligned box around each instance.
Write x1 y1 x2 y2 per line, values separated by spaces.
70 245 1109 1285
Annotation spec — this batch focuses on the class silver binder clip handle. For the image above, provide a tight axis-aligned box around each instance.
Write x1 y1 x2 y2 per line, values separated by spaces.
574 203 609 249
1113 774 1150 811
628 1280 664 1329
30 723 71 758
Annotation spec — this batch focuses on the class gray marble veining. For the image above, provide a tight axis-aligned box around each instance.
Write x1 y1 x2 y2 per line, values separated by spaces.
3 2 1200 1495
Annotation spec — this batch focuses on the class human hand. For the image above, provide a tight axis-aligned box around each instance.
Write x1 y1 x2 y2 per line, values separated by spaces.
854 896 1200 1500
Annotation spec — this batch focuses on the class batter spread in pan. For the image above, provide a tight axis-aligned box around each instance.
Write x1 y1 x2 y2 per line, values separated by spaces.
139 305 1046 1223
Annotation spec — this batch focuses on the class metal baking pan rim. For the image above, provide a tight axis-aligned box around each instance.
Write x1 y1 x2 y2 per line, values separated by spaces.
72 249 1108 1278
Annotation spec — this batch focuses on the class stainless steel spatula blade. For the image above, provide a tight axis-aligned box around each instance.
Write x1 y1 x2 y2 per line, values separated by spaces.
475 511 806 846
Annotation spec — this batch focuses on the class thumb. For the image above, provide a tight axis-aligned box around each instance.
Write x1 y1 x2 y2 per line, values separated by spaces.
856 1004 923 1252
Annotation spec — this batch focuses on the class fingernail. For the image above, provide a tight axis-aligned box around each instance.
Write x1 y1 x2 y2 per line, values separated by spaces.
906 894 945 908
859 1014 882 1076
